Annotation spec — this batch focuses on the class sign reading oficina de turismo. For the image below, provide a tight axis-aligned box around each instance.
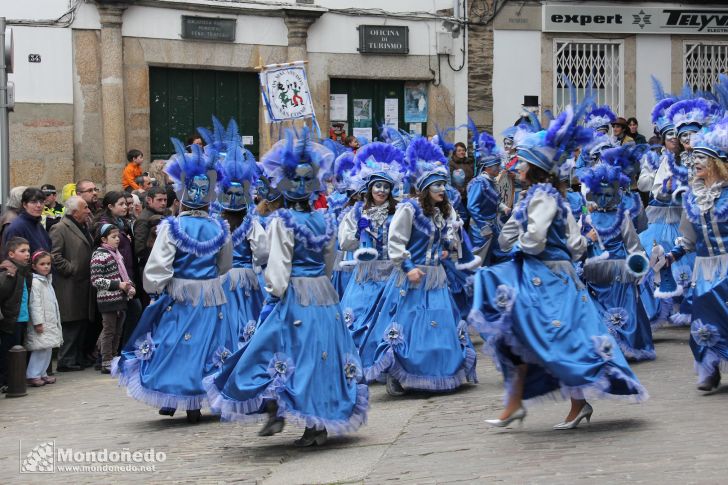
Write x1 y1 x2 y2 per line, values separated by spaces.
259 61 315 122
543 5 728 34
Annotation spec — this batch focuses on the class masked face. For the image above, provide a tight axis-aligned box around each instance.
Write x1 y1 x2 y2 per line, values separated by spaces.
222 182 247 210
679 131 695 148
663 129 677 142
372 181 391 196
185 175 211 206
429 181 446 194
288 163 315 198
452 169 466 187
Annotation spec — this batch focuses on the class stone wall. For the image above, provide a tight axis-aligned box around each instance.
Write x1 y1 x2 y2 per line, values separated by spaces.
467 0 495 132
8 103 75 188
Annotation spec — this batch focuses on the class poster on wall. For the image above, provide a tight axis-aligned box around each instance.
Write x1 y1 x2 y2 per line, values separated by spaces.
353 127 373 143
384 98 399 129
329 94 348 121
409 122 422 135
259 61 317 125
404 82 428 123
353 98 373 127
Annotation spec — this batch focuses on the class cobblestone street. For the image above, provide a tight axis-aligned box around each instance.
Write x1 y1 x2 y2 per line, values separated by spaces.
1 326 726 484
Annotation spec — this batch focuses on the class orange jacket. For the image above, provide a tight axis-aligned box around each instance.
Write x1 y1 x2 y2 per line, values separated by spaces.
122 162 143 190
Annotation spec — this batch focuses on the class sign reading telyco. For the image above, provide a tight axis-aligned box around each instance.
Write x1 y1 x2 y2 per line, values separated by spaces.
543 5 728 34
358 25 409 54
181 16 236 42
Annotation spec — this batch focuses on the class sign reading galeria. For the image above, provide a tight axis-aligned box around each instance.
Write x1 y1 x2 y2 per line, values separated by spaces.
543 5 728 34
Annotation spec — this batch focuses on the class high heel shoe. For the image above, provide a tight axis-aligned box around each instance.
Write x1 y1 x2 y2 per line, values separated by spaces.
484 407 527 427
553 403 593 430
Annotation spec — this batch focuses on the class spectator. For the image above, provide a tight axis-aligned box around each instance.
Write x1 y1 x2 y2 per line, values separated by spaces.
2 188 52 256
91 224 135 374
186 132 204 150
40 184 64 231
75 180 101 217
134 174 152 192
611 118 635 145
95 192 135 282
50 196 94 372
114 191 143 344
128 193 143 219
450 141 474 199
627 117 648 144
0 186 28 245
133 187 167 270
0 237 32 391
25 250 62 387
122 149 144 192
344 135 360 152
148 159 171 188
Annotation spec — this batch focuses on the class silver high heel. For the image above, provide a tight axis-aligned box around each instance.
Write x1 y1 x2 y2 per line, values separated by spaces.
485 407 527 427
553 403 593 430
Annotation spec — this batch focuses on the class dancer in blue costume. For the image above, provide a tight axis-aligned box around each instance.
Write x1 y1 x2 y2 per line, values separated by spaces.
468 129 509 265
204 128 367 447
662 116 728 391
362 137 477 396
251 167 283 292
112 139 232 424
329 150 358 298
470 102 648 430
216 136 268 349
338 142 404 362
580 160 655 361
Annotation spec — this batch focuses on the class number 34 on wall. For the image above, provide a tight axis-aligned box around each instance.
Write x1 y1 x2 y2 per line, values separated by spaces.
28 54 41 63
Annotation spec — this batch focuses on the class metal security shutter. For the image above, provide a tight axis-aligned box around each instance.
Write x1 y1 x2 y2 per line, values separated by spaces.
553 39 623 114
149 67 259 160
684 41 728 93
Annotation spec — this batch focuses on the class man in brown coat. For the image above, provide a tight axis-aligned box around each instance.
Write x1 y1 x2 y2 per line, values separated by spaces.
50 195 95 371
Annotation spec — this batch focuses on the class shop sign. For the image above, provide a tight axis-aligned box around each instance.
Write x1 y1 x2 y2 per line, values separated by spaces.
544 5 728 35
358 25 409 54
181 16 236 42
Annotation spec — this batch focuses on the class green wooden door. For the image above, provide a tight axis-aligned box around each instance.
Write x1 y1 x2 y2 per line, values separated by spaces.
329 78 427 141
149 67 259 160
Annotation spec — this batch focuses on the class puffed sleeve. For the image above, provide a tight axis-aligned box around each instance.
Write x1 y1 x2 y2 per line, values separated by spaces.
519 193 557 256
248 218 269 268
263 217 294 298
637 156 656 193
338 208 360 252
651 157 672 201
497 216 520 252
388 203 415 272
621 212 644 255
143 222 176 294
565 210 588 261
671 212 697 259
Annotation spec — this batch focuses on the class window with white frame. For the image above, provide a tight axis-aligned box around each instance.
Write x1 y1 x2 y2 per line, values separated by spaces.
683 41 728 93
553 39 623 115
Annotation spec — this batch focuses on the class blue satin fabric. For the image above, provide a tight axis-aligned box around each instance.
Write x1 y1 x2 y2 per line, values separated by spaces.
441 257 474 321
624 191 647 233
589 211 628 259
288 211 328 277
470 255 647 401
447 185 469 225
402 219 446 268
566 190 585 222
689 278 728 381
361 268 477 391
639 200 694 324
231 237 254 269
467 176 500 256
331 247 354 299
172 217 224 279
207 282 367 429
537 217 572 262
343 274 389 353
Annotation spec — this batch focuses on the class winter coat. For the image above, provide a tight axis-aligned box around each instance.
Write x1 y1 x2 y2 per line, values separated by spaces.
50 216 95 323
2 211 52 256
91 247 132 313
25 273 63 351
0 259 33 334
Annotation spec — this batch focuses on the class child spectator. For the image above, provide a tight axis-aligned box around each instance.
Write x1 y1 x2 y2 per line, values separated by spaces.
91 224 135 374
0 237 33 391
122 149 144 192
25 251 63 387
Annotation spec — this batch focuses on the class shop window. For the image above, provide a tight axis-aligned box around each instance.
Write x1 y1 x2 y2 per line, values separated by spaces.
553 40 623 114
684 41 728 93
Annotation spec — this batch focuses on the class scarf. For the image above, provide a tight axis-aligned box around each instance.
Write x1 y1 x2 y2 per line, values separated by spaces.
102 243 130 283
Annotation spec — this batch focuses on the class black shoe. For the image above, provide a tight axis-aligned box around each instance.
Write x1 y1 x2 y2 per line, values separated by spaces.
158 407 176 417
100 366 111 375
57 365 82 372
386 374 406 397
698 371 721 391
186 409 202 423
258 416 285 436
294 427 327 447
0 385 7 394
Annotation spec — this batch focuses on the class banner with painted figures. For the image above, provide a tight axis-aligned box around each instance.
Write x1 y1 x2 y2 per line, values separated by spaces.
259 61 316 122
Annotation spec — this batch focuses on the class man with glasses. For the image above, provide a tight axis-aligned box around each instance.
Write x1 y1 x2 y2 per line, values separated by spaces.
1 188 52 255
40 184 64 231
75 180 100 219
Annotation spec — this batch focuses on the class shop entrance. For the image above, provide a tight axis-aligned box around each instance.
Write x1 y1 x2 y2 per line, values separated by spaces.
149 67 259 159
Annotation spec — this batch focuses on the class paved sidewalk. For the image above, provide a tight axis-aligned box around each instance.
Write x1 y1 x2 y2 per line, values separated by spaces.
1 326 726 484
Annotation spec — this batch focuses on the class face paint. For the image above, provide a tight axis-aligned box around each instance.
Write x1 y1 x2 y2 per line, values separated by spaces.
692 152 709 168
429 182 446 194
372 181 391 196
503 138 514 150
663 129 677 141
186 175 210 206
452 169 466 187
679 131 694 145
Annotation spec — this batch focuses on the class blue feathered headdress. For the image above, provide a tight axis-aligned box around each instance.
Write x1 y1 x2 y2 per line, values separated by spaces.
351 142 406 190
502 112 542 141
165 138 222 209
580 162 630 194
651 97 679 136
692 115 728 161
431 126 456 158
197 116 241 162
584 105 617 131
333 150 356 184
216 137 258 211
405 136 449 192
260 127 335 201
599 144 649 179
474 131 503 169
380 126 413 153
667 98 722 135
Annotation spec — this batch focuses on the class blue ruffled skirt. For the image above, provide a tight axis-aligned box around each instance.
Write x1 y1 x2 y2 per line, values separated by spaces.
639 203 694 327
221 268 265 347
204 277 368 434
331 250 355 300
341 260 394 352
469 255 648 403
112 283 237 411
441 257 475 321
362 265 477 391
